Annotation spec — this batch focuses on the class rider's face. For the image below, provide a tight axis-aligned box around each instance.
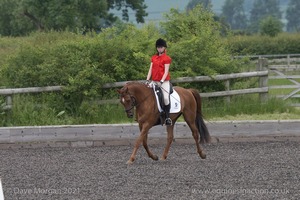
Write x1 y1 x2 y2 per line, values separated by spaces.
157 46 166 54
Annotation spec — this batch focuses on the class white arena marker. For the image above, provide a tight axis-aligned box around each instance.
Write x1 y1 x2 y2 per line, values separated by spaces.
0 178 4 200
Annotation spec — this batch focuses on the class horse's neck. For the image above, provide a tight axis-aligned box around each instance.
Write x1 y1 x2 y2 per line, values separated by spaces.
130 85 153 104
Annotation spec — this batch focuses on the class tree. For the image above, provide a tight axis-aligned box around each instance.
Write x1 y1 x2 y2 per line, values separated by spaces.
186 0 212 11
161 5 239 79
286 0 300 32
249 0 282 33
260 15 282 37
221 0 248 30
0 0 34 36
0 0 148 36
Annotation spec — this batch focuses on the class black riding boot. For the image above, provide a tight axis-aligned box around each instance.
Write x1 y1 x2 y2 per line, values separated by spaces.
164 104 172 126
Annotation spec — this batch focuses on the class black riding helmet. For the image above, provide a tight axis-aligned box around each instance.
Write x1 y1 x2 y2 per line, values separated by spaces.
155 38 167 48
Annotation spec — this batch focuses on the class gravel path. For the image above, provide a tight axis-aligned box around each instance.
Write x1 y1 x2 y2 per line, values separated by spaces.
0 140 299 200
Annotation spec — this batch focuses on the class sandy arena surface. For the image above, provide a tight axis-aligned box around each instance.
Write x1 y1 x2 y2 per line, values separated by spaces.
0 139 299 200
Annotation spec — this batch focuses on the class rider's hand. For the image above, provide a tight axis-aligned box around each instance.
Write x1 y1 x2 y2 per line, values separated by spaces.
157 80 163 87
146 80 153 87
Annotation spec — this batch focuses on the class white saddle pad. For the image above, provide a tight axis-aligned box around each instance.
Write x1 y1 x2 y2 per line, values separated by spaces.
153 87 181 113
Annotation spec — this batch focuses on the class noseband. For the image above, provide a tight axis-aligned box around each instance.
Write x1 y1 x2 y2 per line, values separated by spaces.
125 95 136 113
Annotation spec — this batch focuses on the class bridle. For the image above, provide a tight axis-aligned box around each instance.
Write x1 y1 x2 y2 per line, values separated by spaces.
120 84 155 116
124 95 137 114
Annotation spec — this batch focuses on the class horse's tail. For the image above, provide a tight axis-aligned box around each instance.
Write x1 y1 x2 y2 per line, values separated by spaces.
190 89 211 143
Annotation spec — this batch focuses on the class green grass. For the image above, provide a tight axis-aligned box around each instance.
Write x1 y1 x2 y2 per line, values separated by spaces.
268 78 299 86
0 94 135 126
1 93 299 127
202 94 300 120
268 88 297 95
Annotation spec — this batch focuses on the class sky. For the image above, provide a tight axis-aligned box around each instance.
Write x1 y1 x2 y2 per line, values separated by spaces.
143 0 187 23
113 0 223 24
113 0 187 24
113 0 289 29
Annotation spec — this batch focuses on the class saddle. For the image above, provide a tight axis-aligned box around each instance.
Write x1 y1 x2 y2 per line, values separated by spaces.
153 84 175 126
153 84 173 111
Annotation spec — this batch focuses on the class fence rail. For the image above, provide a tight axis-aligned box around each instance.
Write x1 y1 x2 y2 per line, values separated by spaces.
0 86 63 95
0 70 268 110
101 71 267 88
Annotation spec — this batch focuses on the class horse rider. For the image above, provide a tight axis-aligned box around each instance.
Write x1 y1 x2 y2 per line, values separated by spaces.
146 38 172 126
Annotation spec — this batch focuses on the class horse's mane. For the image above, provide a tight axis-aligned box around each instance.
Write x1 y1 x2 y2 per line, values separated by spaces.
126 81 147 88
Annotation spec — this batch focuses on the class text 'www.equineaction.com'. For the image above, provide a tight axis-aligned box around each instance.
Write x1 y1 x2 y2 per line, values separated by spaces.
192 188 290 195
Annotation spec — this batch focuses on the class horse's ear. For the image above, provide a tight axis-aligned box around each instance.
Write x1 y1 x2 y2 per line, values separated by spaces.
116 87 128 94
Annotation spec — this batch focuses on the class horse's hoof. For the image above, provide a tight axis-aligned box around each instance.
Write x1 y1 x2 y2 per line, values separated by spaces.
160 157 167 161
126 160 134 164
152 155 159 161
200 152 206 159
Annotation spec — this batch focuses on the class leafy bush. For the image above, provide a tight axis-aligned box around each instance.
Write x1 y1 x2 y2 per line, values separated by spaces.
228 33 300 55
159 5 240 91
162 5 239 78
2 25 160 111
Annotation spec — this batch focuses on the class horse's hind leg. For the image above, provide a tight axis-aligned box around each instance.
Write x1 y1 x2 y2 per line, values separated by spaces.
184 117 206 159
192 127 206 159
161 125 174 160
143 133 159 161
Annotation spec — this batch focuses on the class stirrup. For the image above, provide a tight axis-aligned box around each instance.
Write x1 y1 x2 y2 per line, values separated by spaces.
165 118 172 126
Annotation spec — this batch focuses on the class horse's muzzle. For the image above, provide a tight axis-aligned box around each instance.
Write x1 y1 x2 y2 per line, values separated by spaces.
125 107 134 118
127 113 134 118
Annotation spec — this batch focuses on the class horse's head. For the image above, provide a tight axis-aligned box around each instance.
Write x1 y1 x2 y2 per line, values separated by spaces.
117 85 136 118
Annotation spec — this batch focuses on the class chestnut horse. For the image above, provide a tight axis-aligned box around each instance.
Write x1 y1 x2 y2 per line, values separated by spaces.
117 81 210 164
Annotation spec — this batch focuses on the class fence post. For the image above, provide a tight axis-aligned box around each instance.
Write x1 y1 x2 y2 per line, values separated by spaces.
257 58 268 102
225 80 230 103
4 95 12 110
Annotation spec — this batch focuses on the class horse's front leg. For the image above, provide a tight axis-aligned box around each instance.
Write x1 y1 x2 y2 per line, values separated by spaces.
127 133 145 164
161 125 174 160
143 133 159 161
127 124 152 164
